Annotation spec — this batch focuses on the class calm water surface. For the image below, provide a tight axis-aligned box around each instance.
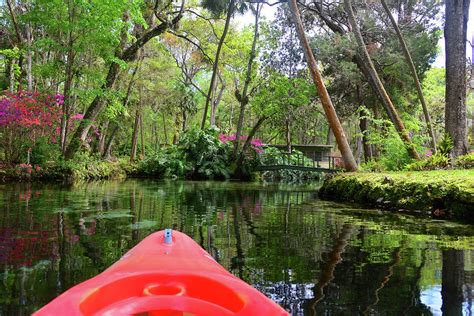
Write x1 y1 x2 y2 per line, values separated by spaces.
0 179 473 315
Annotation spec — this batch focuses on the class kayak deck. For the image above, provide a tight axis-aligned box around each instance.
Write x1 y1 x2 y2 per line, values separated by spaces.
35 229 289 315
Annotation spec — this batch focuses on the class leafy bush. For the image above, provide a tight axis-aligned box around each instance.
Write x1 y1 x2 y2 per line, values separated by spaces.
405 153 450 171
137 147 187 178
360 108 424 171
29 137 61 165
47 152 125 180
360 159 386 172
437 133 453 157
455 152 474 169
136 128 238 180
179 127 232 179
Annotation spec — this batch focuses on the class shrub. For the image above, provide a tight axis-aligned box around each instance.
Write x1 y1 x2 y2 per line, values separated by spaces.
178 127 232 179
360 159 386 172
405 153 450 171
136 128 239 180
0 91 63 163
437 133 454 157
29 137 61 165
455 152 474 169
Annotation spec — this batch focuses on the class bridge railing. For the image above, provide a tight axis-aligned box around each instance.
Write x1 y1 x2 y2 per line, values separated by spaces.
259 150 341 170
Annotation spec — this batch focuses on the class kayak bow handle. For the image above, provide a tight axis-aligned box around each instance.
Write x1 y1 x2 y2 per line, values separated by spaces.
164 229 172 244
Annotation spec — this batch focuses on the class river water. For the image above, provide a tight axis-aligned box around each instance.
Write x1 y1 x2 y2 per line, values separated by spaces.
0 179 473 315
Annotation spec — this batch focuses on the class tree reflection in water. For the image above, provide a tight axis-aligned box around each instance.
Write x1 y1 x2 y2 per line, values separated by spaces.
0 180 472 315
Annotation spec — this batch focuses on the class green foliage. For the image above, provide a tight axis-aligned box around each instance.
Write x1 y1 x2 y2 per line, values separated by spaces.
405 153 450 171
437 133 454 157
178 127 232 179
360 159 386 172
29 137 61 165
49 153 126 180
455 152 474 169
137 148 186 178
137 128 234 180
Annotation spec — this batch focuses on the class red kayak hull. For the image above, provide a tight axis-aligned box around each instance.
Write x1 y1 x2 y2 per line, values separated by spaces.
34 230 289 315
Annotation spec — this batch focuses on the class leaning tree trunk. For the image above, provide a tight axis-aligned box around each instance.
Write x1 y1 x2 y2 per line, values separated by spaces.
445 0 470 157
345 0 420 160
201 0 235 129
235 115 268 178
288 0 358 171
103 124 119 159
381 0 437 153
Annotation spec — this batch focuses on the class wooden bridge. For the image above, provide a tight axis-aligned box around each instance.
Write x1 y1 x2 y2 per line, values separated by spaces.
256 144 340 173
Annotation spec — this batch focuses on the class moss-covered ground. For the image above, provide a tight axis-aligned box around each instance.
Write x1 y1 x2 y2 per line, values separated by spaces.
319 170 474 222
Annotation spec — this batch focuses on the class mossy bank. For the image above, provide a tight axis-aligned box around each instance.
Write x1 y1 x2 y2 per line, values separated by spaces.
319 170 474 222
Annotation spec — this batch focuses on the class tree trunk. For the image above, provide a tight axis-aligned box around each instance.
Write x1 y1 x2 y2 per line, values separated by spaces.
162 112 169 145
381 0 437 152
103 124 119 159
445 0 470 157
359 114 372 162
326 127 334 145
285 117 292 152
201 0 235 129
139 114 145 159
210 75 225 127
8 59 16 93
60 0 77 154
60 39 76 154
25 23 33 91
235 116 268 178
130 111 140 162
288 0 358 171
98 120 108 156
345 0 419 160
233 4 261 158
182 111 187 132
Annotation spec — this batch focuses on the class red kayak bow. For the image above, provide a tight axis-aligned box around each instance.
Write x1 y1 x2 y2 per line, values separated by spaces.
34 229 289 315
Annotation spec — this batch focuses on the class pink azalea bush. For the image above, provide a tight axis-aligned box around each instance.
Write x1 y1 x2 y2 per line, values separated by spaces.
218 134 265 154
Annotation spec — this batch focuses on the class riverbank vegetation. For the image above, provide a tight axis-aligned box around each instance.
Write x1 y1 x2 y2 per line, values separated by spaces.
0 0 472 181
319 170 474 221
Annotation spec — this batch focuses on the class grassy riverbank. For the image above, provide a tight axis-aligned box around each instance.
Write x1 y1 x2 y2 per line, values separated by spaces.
319 170 474 222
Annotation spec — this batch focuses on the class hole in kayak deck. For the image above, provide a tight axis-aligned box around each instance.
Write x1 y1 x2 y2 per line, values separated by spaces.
80 273 245 315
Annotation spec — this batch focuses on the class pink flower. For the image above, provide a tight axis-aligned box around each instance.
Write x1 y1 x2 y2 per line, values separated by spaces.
218 133 228 144
35 166 41 172
71 113 84 120
425 149 433 157
251 139 263 147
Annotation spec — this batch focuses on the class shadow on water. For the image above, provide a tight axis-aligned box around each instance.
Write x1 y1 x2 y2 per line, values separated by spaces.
0 179 473 315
